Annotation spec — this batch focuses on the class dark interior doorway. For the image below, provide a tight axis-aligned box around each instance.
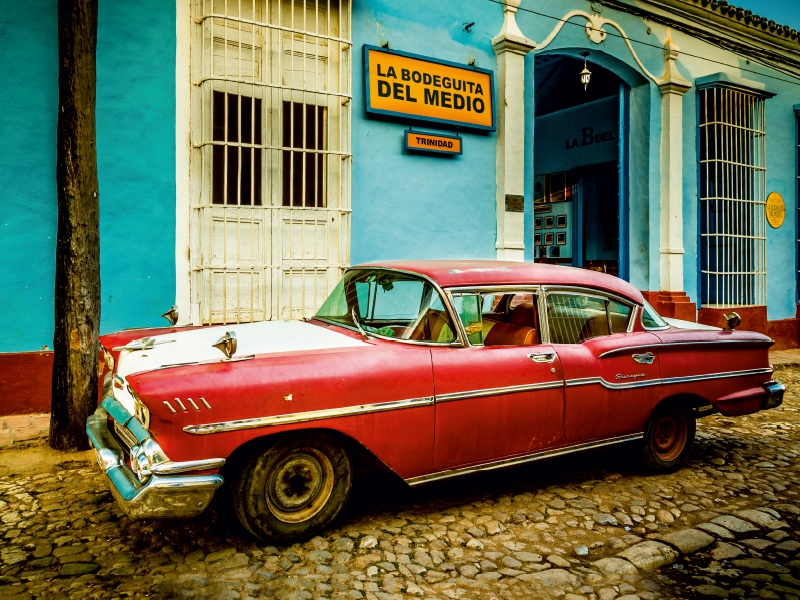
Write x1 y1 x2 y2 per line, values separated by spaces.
533 55 628 279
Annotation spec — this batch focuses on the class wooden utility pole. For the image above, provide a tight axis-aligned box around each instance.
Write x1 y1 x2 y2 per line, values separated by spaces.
51 0 100 451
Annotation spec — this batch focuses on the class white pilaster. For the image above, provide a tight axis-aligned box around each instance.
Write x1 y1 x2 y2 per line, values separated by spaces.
492 0 535 262
175 0 193 324
657 32 691 292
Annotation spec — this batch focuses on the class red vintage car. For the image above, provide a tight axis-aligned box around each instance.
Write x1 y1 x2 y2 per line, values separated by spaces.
87 261 784 542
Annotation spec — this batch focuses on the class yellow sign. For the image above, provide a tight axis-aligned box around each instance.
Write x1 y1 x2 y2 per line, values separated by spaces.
364 46 495 131
766 192 786 228
404 130 462 155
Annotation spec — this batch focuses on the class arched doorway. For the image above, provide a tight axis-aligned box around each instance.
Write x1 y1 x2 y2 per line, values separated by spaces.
533 54 630 280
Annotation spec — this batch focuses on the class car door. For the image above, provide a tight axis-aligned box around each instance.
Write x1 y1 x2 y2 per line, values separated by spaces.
542 288 662 443
431 290 565 472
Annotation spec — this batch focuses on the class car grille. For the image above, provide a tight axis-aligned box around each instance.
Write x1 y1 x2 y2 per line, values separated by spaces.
113 419 138 452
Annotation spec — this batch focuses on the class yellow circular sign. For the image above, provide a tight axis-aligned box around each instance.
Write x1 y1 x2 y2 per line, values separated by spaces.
766 192 786 229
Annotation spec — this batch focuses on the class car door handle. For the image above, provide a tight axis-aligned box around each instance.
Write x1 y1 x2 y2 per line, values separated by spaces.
528 352 556 363
632 352 655 364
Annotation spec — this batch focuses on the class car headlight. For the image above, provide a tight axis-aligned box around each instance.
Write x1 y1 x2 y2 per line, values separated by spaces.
134 398 151 430
128 385 151 430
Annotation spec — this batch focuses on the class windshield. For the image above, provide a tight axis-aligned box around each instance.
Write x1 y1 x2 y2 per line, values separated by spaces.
641 299 669 329
314 269 457 343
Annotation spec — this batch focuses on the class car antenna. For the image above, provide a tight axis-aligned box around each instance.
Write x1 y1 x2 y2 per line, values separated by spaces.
351 307 371 341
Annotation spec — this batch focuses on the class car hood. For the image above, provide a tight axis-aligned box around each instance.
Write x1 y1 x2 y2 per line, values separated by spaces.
115 320 368 379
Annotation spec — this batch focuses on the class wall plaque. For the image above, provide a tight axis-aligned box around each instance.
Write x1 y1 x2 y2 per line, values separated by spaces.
404 130 462 155
364 45 495 131
505 194 524 212
766 192 785 228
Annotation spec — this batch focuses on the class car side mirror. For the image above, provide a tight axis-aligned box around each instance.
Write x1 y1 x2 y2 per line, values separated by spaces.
162 305 179 326
724 312 741 331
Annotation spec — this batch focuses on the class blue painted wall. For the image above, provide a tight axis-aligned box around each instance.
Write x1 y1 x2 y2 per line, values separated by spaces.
676 44 798 320
2 0 799 357
0 0 58 352
350 0 503 264
0 1 175 353
97 1 176 333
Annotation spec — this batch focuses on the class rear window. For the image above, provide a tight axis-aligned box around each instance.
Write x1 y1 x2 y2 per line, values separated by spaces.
546 292 632 344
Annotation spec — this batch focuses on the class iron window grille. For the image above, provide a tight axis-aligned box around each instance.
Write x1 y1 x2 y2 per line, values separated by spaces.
698 85 767 307
191 0 352 324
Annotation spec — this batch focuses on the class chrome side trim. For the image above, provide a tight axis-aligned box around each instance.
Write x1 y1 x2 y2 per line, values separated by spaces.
163 400 177 414
184 395 435 435
199 397 212 410
563 367 772 390
599 339 774 358
405 433 644 486
150 458 226 475
632 352 655 364
566 376 661 390
661 367 773 385
436 381 563 403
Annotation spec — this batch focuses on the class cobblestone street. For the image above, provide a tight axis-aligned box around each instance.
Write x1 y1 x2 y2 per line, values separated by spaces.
1 367 799 600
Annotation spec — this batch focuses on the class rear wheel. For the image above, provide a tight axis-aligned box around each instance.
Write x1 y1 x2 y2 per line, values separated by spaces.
642 401 695 472
232 432 352 543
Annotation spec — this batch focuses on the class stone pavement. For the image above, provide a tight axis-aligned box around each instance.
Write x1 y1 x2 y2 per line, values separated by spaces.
0 368 799 600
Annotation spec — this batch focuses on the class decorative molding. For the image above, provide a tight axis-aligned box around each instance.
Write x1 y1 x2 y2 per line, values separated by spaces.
658 30 691 95
530 9 661 85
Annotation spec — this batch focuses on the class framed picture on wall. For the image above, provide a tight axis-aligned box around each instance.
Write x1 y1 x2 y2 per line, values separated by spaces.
545 216 554 229
556 215 567 228
534 217 543 230
549 172 568 203
533 175 546 204
549 246 561 258
557 232 567 245
545 232 554 245
534 233 542 245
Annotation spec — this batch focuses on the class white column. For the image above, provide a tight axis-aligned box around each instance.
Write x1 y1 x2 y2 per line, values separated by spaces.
657 33 691 292
492 0 535 262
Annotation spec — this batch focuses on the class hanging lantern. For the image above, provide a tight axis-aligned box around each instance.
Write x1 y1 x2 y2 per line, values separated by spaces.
580 52 591 91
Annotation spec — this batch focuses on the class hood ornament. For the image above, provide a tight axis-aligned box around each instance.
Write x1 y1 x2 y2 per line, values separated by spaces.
162 305 179 326
112 337 175 352
212 331 237 359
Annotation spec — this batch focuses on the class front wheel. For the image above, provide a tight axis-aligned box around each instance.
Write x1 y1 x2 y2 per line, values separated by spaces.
232 432 352 543
641 402 695 473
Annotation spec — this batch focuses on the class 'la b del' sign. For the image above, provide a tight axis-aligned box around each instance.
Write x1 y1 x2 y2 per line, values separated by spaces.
363 46 496 132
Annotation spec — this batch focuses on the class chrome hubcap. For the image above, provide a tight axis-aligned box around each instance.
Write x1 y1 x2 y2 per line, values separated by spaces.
653 412 687 462
266 449 334 523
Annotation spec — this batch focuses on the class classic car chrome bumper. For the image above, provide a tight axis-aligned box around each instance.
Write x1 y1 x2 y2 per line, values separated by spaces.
86 398 225 520
762 380 785 410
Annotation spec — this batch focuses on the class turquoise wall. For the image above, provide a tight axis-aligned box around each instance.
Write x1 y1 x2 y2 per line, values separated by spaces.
0 0 176 352
350 0 503 264
97 1 176 333
675 40 798 320
1 0 798 356
0 0 58 352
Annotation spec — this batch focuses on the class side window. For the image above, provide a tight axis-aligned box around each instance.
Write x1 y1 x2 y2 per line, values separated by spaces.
452 292 539 346
608 300 632 333
546 292 632 344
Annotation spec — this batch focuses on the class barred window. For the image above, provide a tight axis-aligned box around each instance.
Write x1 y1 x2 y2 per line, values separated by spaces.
191 0 352 324
698 86 766 307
